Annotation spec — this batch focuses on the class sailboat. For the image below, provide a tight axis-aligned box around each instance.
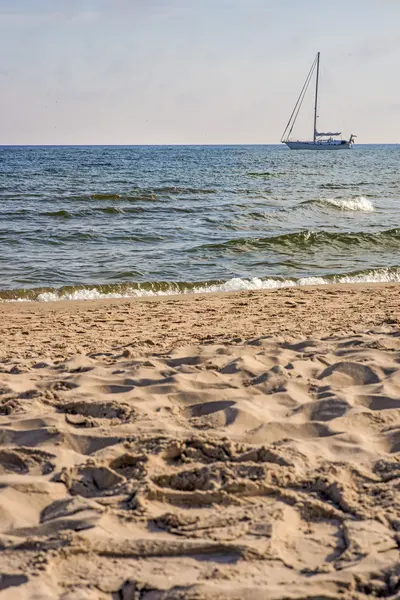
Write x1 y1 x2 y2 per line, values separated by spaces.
281 52 356 150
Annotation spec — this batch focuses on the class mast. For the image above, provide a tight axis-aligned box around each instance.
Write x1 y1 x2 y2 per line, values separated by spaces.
281 54 318 143
313 52 320 143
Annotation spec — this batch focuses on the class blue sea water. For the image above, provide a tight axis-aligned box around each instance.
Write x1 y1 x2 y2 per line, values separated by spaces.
0 144 399 301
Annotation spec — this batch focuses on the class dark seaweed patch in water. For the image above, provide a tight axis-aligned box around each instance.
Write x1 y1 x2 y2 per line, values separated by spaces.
247 172 283 178
97 206 125 214
43 210 72 218
90 193 121 200
319 182 372 189
152 186 216 194
98 206 145 215
81 192 159 203
40 206 149 218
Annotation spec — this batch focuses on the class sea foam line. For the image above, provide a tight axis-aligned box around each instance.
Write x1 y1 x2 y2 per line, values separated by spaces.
21 268 400 302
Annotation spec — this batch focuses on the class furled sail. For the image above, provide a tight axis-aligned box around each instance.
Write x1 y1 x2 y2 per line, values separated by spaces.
316 131 341 136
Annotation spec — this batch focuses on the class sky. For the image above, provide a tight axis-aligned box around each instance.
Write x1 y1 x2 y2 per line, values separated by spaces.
1 0 400 144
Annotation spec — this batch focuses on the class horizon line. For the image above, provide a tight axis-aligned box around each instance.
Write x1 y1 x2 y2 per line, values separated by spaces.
1 142 398 148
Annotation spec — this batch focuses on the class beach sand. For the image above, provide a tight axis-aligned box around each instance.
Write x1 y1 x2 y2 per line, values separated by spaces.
0 284 399 599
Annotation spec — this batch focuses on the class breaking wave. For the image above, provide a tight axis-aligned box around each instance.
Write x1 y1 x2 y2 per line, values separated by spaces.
2 267 400 303
302 196 374 212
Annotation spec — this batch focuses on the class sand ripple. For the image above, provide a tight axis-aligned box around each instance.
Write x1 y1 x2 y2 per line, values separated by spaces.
0 327 400 598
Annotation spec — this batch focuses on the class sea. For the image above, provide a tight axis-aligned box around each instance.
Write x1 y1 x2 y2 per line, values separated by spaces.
0 144 399 302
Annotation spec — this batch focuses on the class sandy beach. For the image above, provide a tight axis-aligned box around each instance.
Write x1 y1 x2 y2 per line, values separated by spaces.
1 283 400 599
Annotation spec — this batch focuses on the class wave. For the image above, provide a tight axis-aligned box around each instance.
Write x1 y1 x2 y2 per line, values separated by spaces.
17 231 166 243
4 205 157 219
2 267 400 302
7 226 393 247
247 172 283 178
43 209 74 218
87 186 215 202
319 182 372 189
302 196 374 212
88 191 157 202
5 196 374 221
152 186 216 195
324 197 374 212
196 227 400 253
39 206 152 218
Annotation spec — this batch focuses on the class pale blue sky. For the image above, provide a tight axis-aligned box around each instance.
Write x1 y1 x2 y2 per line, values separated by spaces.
1 0 399 144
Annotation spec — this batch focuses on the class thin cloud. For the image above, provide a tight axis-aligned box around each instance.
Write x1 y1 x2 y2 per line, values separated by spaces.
98 0 182 18
0 10 99 26
347 34 400 62
0 1 179 26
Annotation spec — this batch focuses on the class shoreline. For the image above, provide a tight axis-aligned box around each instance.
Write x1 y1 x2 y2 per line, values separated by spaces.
2 278 400 303
1 267 399 302
1 282 399 360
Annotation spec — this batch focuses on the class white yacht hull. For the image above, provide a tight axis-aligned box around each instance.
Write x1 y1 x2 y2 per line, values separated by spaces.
284 141 351 150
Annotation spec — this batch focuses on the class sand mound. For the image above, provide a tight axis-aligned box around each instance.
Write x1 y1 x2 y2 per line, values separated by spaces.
1 327 400 598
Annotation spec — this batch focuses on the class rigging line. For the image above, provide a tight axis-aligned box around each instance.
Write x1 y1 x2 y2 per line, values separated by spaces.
286 78 313 140
281 55 316 142
285 55 317 142
281 54 317 142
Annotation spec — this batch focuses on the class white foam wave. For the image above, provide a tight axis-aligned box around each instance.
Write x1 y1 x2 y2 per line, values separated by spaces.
324 197 374 212
192 277 296 294
36 278 296 302
29 269 400 302
36 288 174 302
336 269 400 284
